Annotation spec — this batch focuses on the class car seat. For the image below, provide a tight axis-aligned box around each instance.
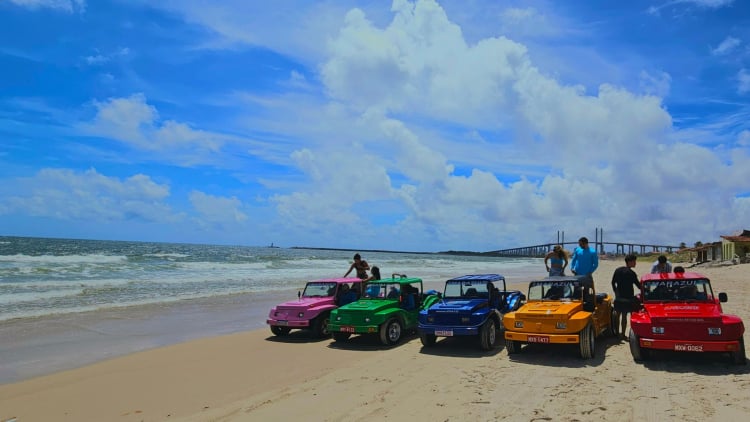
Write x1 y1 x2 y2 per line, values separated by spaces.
464 288 478 298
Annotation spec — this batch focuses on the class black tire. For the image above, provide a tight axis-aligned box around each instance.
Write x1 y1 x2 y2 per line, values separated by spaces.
506 338 521 355
332 331 351 342
607 308 617 337
420 332 437 347
380 318 403 346
579 324 595 359
479 319 497 351
311 313 331 338
270 326 291 336
629 329 649 362
732 336 746 365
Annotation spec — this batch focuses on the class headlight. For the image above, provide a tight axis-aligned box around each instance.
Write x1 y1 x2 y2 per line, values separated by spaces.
298 312 304 318
555 322 567 329
708 327 721 335
514 321 524 328
652 327 665 334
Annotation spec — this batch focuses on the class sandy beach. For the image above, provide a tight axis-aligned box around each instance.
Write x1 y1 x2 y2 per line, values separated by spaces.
1 259 748 422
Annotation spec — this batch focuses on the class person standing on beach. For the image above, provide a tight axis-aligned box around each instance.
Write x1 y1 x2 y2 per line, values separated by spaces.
344 253 370 280
650 255 672 274
570 237 598 278
611 254 640 340
544 245 568 276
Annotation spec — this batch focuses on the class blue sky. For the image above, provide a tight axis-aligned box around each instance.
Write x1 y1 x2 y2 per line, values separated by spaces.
1 0 749 252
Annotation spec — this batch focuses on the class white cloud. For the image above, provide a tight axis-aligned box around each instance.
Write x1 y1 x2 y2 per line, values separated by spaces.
81 94 225 165
189 191 248 227
639 70 672 97
261 0 748 249
7 0 85 13
711 36 741 56
0 168 177 223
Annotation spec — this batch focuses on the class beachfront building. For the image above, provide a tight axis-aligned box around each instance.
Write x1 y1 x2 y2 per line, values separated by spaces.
721 229 750 263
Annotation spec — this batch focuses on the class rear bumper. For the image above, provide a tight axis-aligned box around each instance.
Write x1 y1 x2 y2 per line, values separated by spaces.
504 330 580 344
266 319 311 328
639 338 742 353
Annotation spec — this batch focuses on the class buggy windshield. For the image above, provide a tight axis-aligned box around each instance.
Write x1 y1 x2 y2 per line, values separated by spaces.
642 278 713 302
364 282 421 300
302 282 337 298
443 280 490 299
528 280 582 301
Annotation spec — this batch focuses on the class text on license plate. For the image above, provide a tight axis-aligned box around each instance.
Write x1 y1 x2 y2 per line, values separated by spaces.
277 321 288 326
435 330 454 336
341 326 356 333
675 344 704 352
527 335 550 343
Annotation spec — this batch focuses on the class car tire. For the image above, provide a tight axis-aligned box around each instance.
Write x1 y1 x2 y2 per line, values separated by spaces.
380 318 403 346
505 338 521 355
579 324 595 359
732 336 746 365
311 313 331 338
270 326 291 336
480 319 497 351
332 331 351 342
629 329 649 362
420 332 437 347
607 308 617 337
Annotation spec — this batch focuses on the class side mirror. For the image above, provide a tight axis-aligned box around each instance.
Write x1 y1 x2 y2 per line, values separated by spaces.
719 292 728 303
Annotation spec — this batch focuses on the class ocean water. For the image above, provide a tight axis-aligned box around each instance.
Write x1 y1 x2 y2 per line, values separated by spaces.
0 236 543 384
0 236 541 322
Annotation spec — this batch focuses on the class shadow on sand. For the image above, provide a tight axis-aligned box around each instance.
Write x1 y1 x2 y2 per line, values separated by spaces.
418 335 504 358
503 335 622 368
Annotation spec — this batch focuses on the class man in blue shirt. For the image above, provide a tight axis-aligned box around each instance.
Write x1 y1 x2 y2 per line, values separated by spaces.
571 237 599 277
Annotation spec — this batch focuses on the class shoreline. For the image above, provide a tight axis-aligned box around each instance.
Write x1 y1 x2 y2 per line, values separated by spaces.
2 261 748 421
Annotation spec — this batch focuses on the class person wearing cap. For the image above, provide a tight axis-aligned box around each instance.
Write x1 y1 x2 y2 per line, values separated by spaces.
650 255 672 274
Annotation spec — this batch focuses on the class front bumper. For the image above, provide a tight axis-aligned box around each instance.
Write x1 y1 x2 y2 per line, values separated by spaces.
267 318 311 328
504 330 580 344
328 323 380 334
638 337 742 353
418 323 482 337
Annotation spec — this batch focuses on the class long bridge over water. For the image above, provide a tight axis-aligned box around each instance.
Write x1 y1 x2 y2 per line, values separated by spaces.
485 228 682 258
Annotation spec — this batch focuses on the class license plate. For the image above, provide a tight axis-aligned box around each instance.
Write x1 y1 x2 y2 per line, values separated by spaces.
341 326 356 333
675 344 704 352
277 320 288 326
435 330 454 336
527 335 550 343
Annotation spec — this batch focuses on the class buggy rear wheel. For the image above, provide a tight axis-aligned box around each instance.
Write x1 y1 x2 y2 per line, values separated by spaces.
332 331 351 342
579 324 595 359
311 313 331 338
505 338 521 355
732 336 746 365
380 318 403 346
479 319 497 351
270 326 291 336
629 329 649 362
420 332 437 347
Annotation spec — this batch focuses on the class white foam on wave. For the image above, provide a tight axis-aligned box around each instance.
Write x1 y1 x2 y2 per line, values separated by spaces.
0 253 127 264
